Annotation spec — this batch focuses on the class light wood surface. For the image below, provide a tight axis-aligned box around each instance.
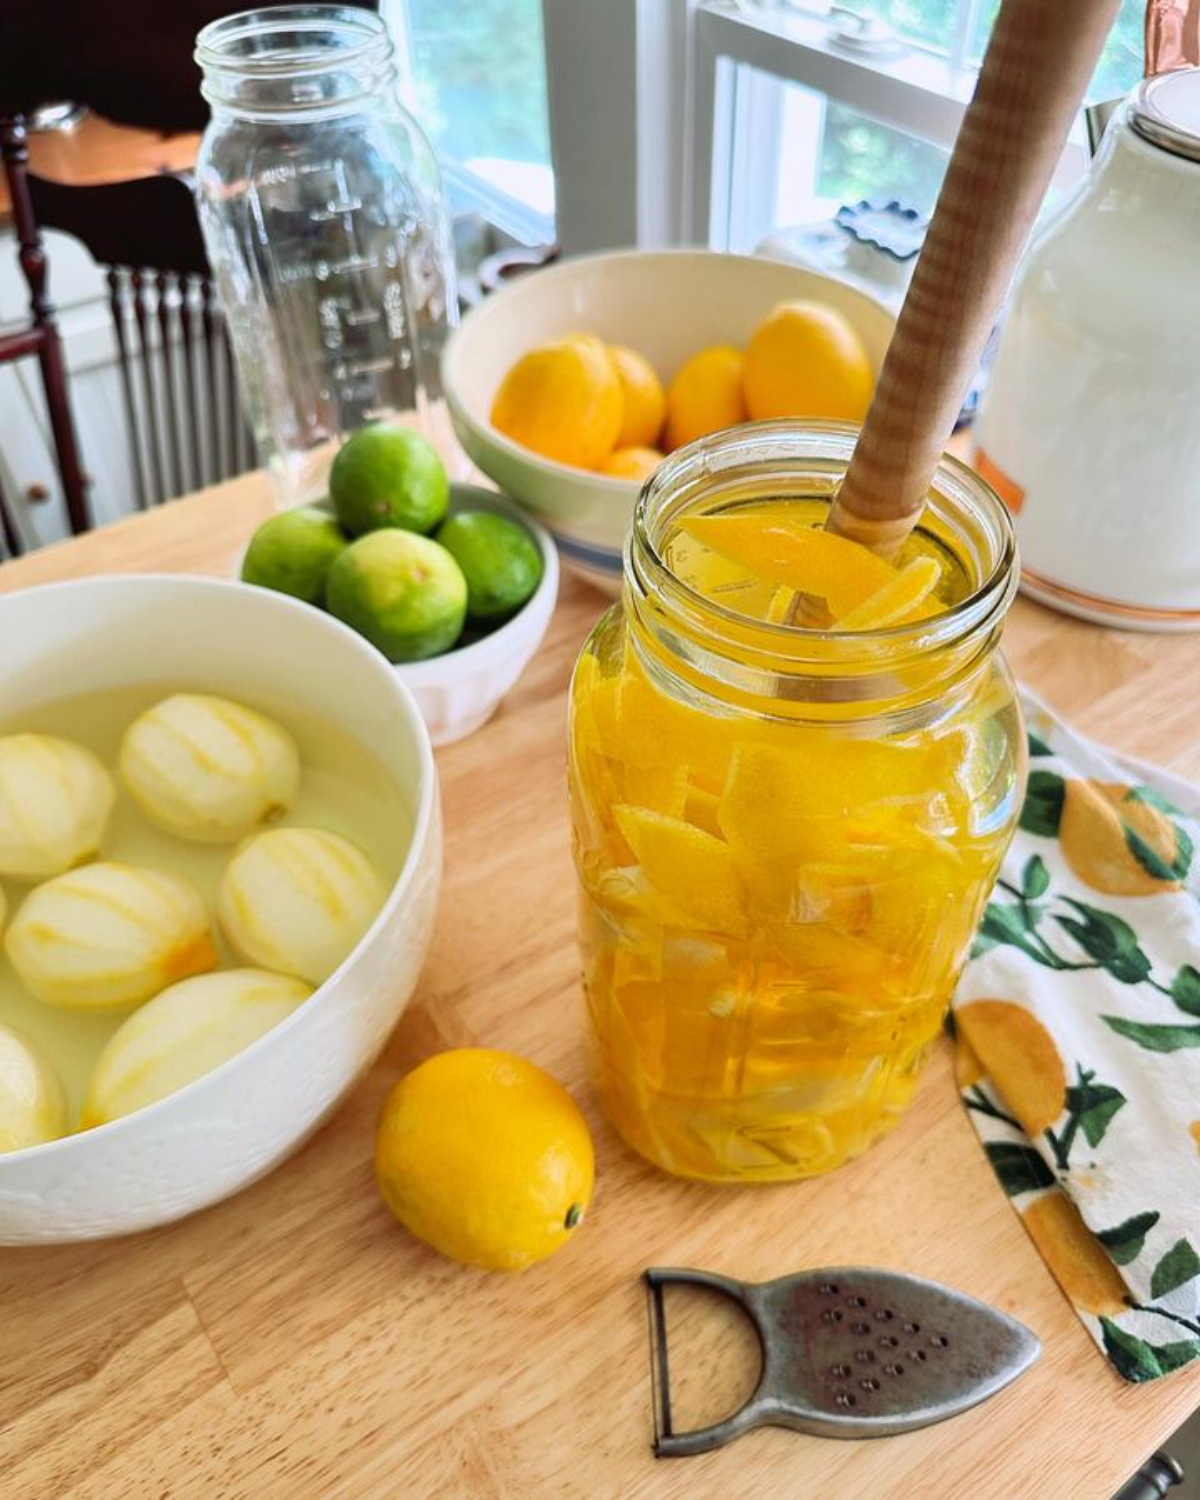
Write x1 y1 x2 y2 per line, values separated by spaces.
0 114 201 221
1 457 1199 1499
829 0 1123 557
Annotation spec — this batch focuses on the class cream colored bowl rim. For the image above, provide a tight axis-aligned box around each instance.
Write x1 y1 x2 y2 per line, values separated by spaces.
0 573 438 1165
441 246 896 494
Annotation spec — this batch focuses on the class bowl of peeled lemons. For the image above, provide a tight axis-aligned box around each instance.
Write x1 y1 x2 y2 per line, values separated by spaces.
442 249 895 592
0 574 440 1243
238 424 558 746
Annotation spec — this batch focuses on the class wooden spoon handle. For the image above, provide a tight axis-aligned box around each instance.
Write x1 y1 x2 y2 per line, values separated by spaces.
826 0 1123 557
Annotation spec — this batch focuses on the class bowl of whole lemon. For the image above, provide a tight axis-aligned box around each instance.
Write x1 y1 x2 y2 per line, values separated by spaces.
442 249 895 593
0 575 441 1243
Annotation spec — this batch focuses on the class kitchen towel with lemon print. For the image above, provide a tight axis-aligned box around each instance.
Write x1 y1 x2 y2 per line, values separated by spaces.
953 688 1200 1383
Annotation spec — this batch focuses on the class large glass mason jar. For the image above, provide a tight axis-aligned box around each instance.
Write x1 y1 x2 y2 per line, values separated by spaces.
194 5 457 504
568 422 1024 1183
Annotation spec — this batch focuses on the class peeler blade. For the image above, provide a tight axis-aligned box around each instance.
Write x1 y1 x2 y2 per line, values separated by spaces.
645 1265 1040 1456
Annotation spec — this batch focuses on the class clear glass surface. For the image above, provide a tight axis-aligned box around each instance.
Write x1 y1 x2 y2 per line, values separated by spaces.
195 6 458 504
567 423 1024 1183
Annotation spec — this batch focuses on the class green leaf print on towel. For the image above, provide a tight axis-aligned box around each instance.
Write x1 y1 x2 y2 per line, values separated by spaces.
1102 1018 1200 1053
1150 1239 1200 1299
1097 1212 1161 1267
1171 965 1200 1017
1101 1320 1200 1382
1019 770 1065 838
1053 899 1152 985
985 1141 1055 1196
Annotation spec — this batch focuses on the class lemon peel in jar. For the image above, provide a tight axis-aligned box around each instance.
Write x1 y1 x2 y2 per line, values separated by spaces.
81 968 311 1128
5 860 218 1010
217 826 388 986
119 693 300 844
0 733 116 881
0 1022 67 1151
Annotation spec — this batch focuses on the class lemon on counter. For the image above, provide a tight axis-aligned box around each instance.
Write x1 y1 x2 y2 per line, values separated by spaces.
217 825 388 985
0 732 115 881
81 968 311 1128
5 860 218 1010
491 334 623 469
742 299 873 422
609 344 665 449
0 1021 67 1152
663 345 747 451
120 693 301 845
375 1048 594 1272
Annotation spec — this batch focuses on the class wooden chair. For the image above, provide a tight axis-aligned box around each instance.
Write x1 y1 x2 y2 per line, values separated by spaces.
0 115 91 547
0 0 271 541
27 165 254 511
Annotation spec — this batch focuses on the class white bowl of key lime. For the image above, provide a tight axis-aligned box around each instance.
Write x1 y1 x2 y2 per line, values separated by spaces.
239 425 559 746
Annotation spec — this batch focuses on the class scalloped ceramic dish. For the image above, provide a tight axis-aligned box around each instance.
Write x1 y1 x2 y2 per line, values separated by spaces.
0 576 441 1245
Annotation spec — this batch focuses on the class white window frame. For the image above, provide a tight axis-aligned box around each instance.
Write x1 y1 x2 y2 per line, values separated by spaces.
542 0 1092 256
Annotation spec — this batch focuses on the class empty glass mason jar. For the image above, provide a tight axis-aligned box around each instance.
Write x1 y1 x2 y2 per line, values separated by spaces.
568 422 1024 1183
195 5 457 504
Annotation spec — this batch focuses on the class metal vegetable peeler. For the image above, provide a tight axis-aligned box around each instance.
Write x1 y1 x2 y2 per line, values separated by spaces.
645 1266 1040 1456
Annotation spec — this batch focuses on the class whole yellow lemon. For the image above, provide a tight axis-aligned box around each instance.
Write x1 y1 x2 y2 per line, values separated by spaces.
598 445 664 483
663 345 747 451
742 300 874 422
375 1047 594 1272
491 334 622 469
609 344 665 448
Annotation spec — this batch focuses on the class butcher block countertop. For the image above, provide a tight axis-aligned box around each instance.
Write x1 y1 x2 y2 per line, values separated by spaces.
1 448 1198 1499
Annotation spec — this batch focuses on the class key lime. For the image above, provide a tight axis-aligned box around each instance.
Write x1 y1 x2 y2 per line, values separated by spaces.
330 424 449 536
241 507 347 604
434 510 544 623
325 529 467 661
375 1048 595 1272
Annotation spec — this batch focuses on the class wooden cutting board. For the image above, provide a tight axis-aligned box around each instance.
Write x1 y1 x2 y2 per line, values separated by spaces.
1 447 1198 1498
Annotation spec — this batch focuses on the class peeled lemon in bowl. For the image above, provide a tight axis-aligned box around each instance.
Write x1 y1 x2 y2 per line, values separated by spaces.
81 969 311 1128
0 733 115 881
217 826 388 985
120 693 300 845
4 860 218 1010
0 1022 67 1152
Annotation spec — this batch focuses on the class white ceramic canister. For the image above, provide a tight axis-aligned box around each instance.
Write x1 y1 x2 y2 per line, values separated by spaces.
972 71 1200 630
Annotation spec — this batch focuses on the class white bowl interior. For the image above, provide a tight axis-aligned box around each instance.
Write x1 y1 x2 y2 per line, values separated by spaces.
0 576 440 1242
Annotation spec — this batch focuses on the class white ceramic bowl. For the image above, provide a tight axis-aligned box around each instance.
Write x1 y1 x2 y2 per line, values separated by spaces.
442 248 896 593
396 485 558 746
0 575 441 1244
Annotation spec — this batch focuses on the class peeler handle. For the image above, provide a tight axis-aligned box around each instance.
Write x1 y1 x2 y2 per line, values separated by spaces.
644 1267 772 1458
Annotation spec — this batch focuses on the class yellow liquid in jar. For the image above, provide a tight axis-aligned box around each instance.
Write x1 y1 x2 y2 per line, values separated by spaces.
569 499 1021 1182
0 687 412 1128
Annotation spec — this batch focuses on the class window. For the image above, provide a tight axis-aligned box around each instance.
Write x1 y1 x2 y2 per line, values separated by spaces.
383 0 555 245
692 0 1149 255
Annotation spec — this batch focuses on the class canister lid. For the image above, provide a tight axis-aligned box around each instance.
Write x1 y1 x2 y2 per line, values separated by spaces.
1130 69 1200 162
